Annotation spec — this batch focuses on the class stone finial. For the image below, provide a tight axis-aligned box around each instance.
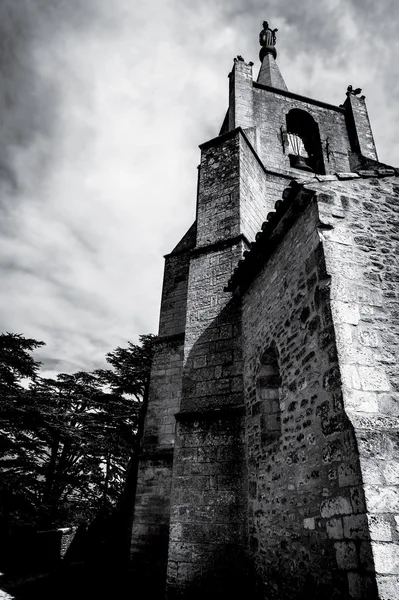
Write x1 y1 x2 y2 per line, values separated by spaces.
259 20 278 61
347 85 363 96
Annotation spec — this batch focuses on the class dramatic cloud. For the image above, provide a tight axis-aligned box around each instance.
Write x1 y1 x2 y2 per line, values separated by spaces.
0 0 397 376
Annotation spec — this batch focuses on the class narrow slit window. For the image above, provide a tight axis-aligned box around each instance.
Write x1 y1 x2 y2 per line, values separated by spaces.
256 344 282 445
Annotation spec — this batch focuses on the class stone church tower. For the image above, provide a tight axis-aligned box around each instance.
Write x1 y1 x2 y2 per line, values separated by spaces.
130 22 399 600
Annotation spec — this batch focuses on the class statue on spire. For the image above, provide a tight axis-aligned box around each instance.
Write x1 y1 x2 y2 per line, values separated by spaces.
259 21 278 61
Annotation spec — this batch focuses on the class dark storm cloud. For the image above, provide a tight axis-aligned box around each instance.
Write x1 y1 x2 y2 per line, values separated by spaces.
0 0 98 206
0 0 173 376
38 356 81 374
200 0 399 81
348 0 397 30
0 5 53 201
197 0 344 57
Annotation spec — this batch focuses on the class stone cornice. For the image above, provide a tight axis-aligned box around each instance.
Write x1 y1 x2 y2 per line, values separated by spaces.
191 233 251 258
253 82 346 113
153 332 185 346
139 448 174 461
175 405 245 422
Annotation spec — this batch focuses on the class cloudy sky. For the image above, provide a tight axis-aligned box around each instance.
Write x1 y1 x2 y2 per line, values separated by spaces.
0 0 398 376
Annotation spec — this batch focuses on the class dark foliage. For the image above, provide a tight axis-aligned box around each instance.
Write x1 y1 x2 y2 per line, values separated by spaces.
0 332 155 533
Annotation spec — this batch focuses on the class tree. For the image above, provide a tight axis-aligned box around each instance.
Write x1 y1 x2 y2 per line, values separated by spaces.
28 371 138 527
94 334 156 561
0 332 156 533
0 332 44 394
95 334 156 397
0 333 45 530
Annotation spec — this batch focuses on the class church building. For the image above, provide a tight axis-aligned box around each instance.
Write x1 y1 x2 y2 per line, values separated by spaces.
130 22 399 600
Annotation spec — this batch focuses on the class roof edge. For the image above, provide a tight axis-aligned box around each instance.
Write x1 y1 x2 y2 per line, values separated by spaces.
225 182 316 295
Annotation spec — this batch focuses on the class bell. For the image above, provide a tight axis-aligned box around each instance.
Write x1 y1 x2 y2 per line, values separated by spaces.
291 155 314 172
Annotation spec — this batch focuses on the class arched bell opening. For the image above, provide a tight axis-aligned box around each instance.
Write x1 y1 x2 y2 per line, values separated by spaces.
286 109 325 174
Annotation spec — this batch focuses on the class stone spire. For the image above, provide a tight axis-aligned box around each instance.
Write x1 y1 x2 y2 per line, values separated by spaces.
257 20 288 91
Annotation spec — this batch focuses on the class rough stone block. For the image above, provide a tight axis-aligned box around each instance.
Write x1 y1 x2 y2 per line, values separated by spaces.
359 541 375 571
365 486 399 514
326 518 344 539
343 514 369 539
169 523 183 541
347 572 364 599
345 390 378 413
338 463 362 487
321 496 352 518
303 517 315 530
316 175 338 182
376 575 399 600
358 329 379 347
368 515 392 542
334 541 358 569
336 172 359 180
333 301 360 325
384 462 399 485
373 543 399 575
350 486 367 514
357 366 391 391
321 226 353 246
378 394 399 417
340 365 361 390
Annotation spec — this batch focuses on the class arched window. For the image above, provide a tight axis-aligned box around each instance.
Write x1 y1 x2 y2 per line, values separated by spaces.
286 109 325 174
256 344 282 444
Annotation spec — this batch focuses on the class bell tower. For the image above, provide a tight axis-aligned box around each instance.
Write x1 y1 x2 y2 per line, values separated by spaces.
130 20 399 600
225 21 379 182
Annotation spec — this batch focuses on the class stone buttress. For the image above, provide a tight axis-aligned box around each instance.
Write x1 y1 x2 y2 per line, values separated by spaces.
129 224 195 590
130 26 399 600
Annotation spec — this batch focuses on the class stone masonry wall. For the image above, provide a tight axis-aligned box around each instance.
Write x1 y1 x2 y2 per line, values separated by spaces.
310 175 399 600
130 339 183 589
239 132 277 240
166 412 247 599
228 60 254 131
166 248 247 597
185 132 246 370
130 452 174 592
158 225 195 338
253 86 352 175
158 254 189 339
261 170 293 216
130 228 194 583
181 130 282 413
181 253 244 414
242 197 375 599
196 135 241 249
165 123 273 596
142 340 184 452
344 95 378 162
